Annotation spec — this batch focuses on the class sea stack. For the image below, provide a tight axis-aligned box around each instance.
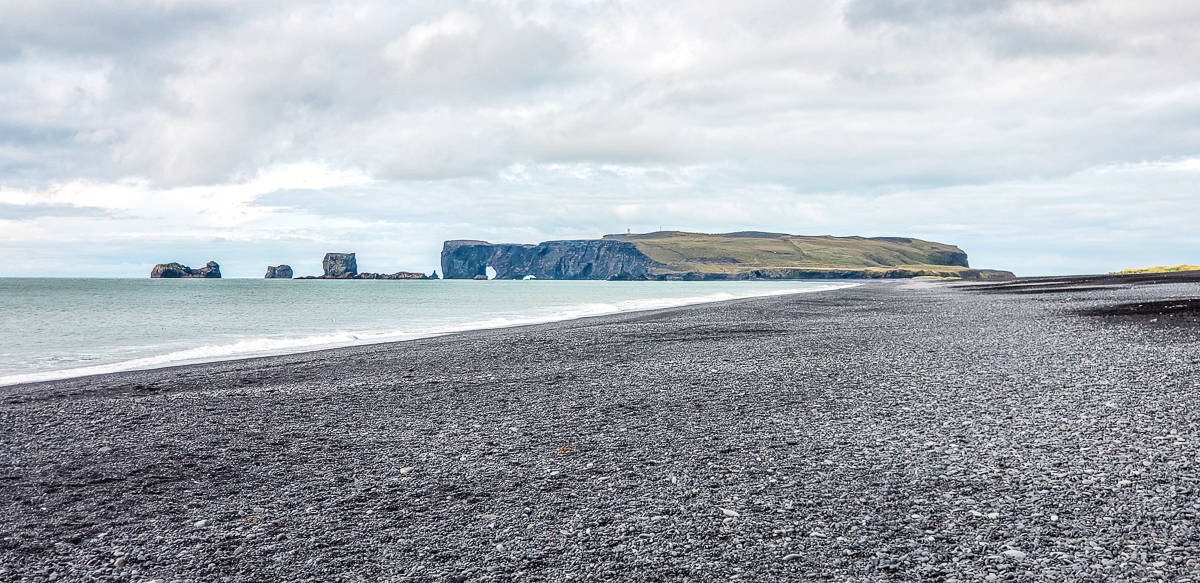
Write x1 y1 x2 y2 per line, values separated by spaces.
151 261 221 278
322 253 357 278
265 265 293 279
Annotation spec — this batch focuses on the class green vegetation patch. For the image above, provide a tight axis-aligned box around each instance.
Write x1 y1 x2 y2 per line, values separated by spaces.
605 231 969 274
1116 265 1200 274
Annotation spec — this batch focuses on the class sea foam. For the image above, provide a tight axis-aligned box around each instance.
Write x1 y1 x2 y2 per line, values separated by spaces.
0 281 855 386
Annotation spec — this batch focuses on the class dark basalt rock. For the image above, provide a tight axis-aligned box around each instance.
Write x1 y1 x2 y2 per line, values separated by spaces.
354 271 434 280
441 239 669 280
264 265 293 279
151 261 221 279
322 253 357 279
306 253 437 279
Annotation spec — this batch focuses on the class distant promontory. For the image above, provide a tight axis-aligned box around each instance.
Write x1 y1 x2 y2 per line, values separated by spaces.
442 231 1015 280
147 234 1012 281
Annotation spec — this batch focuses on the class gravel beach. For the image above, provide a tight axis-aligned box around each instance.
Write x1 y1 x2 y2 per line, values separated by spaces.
2 275 1199 582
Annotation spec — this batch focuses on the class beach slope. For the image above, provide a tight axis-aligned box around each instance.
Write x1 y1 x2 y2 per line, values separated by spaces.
2 275 1198 580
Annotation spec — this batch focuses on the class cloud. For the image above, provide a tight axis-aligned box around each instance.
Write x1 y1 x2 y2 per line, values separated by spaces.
0 202 110 219
0 1 1198 276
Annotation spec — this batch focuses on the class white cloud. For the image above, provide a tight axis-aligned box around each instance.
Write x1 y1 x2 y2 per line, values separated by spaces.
384 11 483 70
0 162 372 248
0 1 1198 276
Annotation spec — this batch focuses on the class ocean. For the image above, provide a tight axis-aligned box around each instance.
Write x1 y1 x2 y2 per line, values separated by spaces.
0 278 853 386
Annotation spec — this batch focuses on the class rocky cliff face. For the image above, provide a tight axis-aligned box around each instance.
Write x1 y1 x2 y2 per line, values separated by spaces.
322 253 357 278
865 237 969 267
151 261 221 278
264 265 293 279
925 250 970 268
441 234 1013 280
441 240 668 280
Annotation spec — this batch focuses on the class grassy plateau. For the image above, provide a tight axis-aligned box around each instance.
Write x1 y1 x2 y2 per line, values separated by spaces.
603 231 979 276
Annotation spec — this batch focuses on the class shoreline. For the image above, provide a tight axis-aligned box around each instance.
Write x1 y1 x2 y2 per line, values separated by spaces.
3 275 1198 580
0 281 859 390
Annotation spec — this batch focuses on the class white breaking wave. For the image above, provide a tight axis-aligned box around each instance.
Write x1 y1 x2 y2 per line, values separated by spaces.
0 283 855 386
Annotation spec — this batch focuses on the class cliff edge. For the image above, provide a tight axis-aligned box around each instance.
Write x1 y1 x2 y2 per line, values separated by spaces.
441 239 670 280
441 232 1014 280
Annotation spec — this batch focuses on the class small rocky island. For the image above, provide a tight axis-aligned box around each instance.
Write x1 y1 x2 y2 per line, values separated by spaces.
264 265 293 279
296 253 438 280
147 254 436 279
322 252 357 278
150 261 221 278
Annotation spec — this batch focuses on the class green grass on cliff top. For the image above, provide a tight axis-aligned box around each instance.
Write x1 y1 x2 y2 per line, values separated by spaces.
604 231 969 274
1116 264 1200 274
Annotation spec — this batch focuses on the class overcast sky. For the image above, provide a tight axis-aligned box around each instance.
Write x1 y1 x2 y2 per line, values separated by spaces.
1 0 1197 277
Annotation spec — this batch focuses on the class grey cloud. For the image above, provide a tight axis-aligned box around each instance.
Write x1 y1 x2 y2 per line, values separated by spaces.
0 1 231 59
1 1 1199 276
844 0 1022 27
0 203 111 219
844 0 1103 58
0 124 77 146
4 0 1198 189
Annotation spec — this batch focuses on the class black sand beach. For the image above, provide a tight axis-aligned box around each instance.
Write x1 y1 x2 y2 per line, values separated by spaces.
3 274 1199 581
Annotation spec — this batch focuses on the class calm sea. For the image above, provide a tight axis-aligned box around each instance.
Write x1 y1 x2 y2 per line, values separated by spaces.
0 278 853 386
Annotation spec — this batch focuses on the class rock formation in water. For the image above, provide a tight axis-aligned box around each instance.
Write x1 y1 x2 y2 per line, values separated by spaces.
322 253 358 278
151 261 221 279
441 232 1014 280
294 252 436 279
264 265 293 279
353 271 432 280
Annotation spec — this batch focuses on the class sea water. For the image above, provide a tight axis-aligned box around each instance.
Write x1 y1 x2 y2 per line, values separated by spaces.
0 278 853 386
